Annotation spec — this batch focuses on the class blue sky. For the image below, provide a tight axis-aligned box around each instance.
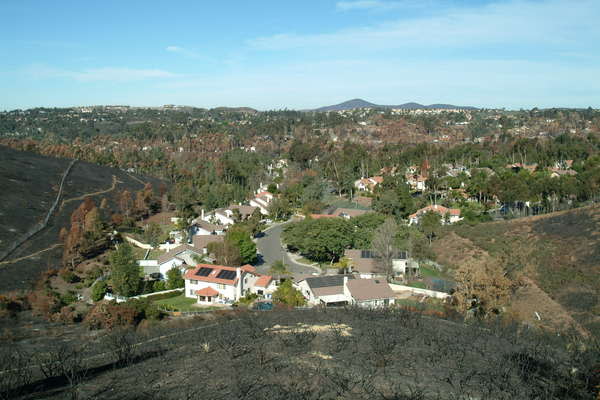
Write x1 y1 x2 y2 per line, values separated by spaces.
1 0 599 110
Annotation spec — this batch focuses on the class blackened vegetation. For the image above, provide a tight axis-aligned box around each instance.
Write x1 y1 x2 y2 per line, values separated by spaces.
0 308 598 399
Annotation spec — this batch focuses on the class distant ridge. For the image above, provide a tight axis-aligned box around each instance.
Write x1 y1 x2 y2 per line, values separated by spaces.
315 98 477 112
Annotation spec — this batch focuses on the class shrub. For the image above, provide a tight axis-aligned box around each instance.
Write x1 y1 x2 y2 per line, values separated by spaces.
60 291 78 306
84 302 139 330
60 270 80 284
144 290 181 301
153 281 167 292
91 281 108 302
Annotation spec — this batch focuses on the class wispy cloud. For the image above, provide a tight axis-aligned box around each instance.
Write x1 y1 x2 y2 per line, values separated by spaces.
166 45 201 59
25 65 178 82
250 0 599 51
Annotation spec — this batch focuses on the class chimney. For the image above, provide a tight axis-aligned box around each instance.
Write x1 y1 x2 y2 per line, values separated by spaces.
236 267 242 300
201 209 205 219
343 276 348 287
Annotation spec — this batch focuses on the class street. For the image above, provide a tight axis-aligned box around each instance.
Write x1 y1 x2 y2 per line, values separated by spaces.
255 221 320 275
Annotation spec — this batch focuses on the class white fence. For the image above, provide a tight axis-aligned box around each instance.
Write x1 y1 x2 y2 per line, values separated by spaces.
104 288 184 303
389 284 451 300
123 235 181 251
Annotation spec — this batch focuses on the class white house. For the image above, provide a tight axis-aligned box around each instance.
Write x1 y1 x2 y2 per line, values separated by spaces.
354 176 384 192
191 220 226 236
184 264 257 304
144 245 204 280
249 191 274 215
296 275 354 306
405 173 427 191
295 275 396 307
344 249 417 279
201 205 258 226
247 274 278 299
343 277 396 308
408 205 462 225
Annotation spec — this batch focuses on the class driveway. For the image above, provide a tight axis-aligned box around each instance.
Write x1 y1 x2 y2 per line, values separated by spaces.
255 220 320 275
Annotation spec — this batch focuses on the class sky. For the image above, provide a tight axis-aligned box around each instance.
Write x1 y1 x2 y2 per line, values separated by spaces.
1 0 599 111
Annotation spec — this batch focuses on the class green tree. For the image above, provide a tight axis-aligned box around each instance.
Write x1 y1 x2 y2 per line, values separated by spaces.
420 211 441 245
282 218 354 263
166 267 184 289
91 280 108 302
269 260 290 276
110 243 140 297
144 222 163 248
268 198 293 221
272 280 306 306
226 227 257 264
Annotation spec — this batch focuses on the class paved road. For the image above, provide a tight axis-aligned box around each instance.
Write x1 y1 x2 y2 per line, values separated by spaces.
256 221 319 275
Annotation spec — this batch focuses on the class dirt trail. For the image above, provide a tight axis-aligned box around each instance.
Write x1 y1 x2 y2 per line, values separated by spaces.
0 243 63 267
60 175 120 211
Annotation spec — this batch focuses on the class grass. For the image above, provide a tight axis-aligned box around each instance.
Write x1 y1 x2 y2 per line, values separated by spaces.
153 294 199 312
132 246 164 260
419 266 445 279
407 281 427 289
395 298 445 312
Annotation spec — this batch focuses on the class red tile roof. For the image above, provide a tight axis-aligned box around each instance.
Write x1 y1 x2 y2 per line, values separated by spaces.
310 214 337 219
241 264 256 273
184 264 240 285
254 275 272 288
195 287 219 297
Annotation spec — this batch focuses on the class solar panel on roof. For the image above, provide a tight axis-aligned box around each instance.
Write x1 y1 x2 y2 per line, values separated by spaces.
216 270 236 280
196 267 213 277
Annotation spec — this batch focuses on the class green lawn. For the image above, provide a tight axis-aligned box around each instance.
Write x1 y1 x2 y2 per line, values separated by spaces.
153 294 198 311
419 266 445 278
132 246 164 260
407 281 427 289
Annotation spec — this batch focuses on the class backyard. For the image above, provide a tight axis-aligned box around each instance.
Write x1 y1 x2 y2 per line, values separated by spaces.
152 294 223 312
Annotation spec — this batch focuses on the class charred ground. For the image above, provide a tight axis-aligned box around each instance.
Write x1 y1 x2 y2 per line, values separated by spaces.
0 146 163 292
1 307 598 400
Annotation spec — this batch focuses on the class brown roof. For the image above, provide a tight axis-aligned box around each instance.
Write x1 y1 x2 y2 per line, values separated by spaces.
309 214 337 219
143 212 176 226
312 286 344 297
192 235 224 250
346 279 395 301
158 244 202 265
195 220 225 232
331 208 370 218
344 249 377 274
216 205 258 218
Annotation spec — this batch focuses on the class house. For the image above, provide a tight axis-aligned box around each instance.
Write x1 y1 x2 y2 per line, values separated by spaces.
152 244 204 280
201 205 259 226
248 274 278 299
191 220 226 236
192 235 224 255
330 208 370 219
184 264 256 304
310 208 370 220
344 249 415 279
506 163 538 173
405 173 427 191
548 168 577 178
295 275 396 308
343 277 396 308
408 205 462 225
354 176 384 192
296 275 355 306
249 191 274 215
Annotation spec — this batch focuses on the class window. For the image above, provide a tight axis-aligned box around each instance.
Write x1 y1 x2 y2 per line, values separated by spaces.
190 280 198 284
218 284 225 290
189 289 195 296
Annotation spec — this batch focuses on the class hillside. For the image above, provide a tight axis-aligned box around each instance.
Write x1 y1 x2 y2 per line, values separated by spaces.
315 98 477 111
3 308 597 399
433 205 600 336
0 146 164 292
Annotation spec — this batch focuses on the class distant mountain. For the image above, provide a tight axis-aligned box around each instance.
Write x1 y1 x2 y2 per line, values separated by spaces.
315 98 476 112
